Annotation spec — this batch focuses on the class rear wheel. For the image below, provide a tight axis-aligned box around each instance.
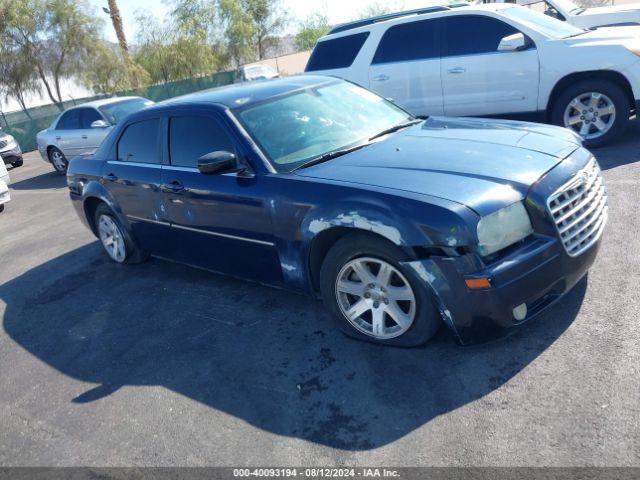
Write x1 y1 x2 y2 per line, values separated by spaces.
551 80 629 147
48 147 68 174
11 159 23 168
0 204 4 213
320 233 442 347
94 203 148 264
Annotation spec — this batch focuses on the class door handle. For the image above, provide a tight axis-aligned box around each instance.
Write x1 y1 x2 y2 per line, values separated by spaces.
81 135 88 139
373 74 390 82
447 67 466 74
105 173 118 182
55 136 61 140
164 180 185 193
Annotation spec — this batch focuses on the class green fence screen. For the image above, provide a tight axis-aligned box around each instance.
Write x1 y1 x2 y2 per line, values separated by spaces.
0 70 236 152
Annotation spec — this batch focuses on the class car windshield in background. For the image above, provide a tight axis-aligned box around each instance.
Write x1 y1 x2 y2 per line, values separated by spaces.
502 6 585 38
235 82 413 172
552 0 583 14
98 98 153 125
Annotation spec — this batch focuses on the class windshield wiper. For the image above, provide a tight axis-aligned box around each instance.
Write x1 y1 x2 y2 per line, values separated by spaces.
293 142 372 171
368 119 423 141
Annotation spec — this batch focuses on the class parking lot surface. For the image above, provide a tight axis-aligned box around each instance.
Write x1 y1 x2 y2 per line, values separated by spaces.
0 125 639 466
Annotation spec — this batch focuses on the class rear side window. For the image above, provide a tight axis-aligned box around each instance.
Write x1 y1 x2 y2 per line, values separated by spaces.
117 119 160 164
306 32 369 71
169 116 236 168
56 110 81 130
373 19 442 64
443 16 519 57
79 108 103 129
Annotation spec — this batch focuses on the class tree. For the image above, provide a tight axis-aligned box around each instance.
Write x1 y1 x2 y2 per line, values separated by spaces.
0 0 104 105
105 0 129 56
219 0 288 64
358 2 393 19
294 12 330 51
0 44 41 117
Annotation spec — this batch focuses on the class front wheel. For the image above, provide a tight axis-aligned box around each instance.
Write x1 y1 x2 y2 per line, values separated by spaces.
48 147 68 174
11 159 23 168
320 233 442 347
551 80 629 147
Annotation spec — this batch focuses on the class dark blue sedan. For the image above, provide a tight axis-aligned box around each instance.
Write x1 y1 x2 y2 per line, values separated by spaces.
67 76 607 346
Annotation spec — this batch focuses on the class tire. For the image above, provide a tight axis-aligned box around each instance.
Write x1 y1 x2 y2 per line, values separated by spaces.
319 233 442 347
93 203 148 264
48 147 68 174
551 80 629 147
0 204 4 213
11 159 23 168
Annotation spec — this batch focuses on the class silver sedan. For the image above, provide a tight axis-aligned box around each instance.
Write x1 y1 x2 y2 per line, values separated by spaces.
36 96 154 174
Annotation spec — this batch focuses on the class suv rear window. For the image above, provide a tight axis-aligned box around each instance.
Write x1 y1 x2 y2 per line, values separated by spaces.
306 32 369 71
372 19 442 64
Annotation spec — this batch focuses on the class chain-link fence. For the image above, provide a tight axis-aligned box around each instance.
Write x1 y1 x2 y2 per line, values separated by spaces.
0 70 236 152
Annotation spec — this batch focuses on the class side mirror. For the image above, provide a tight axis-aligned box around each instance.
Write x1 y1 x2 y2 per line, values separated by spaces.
497 32 527 52
91 119 110 128
197 151 237 175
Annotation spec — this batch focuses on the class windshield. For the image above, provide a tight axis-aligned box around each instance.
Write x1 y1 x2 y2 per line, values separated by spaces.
551 0 582 14
99 98 154 125
502 6 585 38
235 81 413 172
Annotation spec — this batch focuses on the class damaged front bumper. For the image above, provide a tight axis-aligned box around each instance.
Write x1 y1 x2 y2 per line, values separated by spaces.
402 234 600 345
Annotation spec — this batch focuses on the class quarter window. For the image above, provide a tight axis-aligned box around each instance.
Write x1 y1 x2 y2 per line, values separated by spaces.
372 19 442 64
169 116 236 168
56 110 81 130
443 16 519 57
117 119 160 164
305 32 370 71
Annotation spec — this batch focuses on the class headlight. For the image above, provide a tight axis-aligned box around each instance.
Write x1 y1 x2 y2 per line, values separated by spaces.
477 201 533 257
2 135 17 150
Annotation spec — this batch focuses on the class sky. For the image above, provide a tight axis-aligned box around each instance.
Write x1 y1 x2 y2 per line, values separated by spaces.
88 0 439 43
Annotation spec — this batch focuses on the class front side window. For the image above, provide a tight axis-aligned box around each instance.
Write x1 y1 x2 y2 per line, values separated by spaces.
169 116 236 168
373 19 442 64
236 81 413 172
443 15 519 57
117 119 160 164
56 110 81 130
79 108 103 129
305 32 370 71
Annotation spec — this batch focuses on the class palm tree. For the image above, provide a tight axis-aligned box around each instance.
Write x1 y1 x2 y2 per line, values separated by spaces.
104 0 129 57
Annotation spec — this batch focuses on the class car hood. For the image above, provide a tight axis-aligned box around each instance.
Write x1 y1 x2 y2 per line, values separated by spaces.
583 4 640 16
294 117 582 216
564 25 640 48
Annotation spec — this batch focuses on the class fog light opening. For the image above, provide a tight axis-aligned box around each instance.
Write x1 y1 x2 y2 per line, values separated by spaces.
513 303 528 322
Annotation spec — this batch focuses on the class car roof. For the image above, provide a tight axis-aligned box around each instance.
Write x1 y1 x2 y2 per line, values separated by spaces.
68 96 147 109
147 75 337 111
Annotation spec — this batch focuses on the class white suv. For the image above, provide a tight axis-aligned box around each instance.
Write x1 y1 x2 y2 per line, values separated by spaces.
306 4 640 146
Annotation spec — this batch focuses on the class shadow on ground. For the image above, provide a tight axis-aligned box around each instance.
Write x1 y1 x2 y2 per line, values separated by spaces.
1 244 587 450
9 171 65 190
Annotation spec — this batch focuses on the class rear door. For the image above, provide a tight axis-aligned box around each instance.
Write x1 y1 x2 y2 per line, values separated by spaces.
54 109 83 157
440 15 540 116
102 117 170 256
368 18 444 116
160 111 281 283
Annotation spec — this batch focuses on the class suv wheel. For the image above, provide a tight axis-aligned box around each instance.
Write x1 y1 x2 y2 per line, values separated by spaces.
320 233 442 347
94 203 147 264
48 147 68 174
12 159 23 168
552 80 629 147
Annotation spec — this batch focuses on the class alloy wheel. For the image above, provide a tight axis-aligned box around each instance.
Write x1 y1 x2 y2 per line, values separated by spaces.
98 214 126 263
563 92 616 140
335 257 416 339
50 150 67 171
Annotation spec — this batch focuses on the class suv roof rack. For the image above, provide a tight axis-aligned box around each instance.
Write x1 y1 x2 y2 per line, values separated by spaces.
328 5 452 35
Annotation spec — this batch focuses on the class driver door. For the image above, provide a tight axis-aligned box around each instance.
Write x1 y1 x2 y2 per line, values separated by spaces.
160 111 282 283
440 15 540 117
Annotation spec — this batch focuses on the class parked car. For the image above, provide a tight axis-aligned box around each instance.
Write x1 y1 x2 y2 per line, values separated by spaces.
0 129 23 168
36 96 154 174
67 76 607 346
236 64 280 83
482 0 640 29
306 3 640 146
0 161 10 213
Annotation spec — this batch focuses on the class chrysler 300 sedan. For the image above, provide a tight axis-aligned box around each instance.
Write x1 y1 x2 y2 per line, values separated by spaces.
67 76 607 346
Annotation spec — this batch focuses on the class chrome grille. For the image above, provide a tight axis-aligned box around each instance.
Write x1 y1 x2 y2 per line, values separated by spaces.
547 158 608 257
0 140 7 150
